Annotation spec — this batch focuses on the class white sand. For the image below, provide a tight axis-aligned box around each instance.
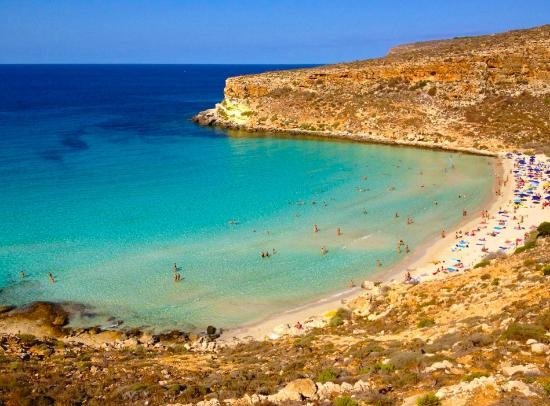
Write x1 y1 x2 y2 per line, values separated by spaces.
220 153 549 343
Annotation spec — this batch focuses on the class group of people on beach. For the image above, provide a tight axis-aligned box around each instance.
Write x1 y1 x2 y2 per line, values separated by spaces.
402 153 549 285
260 248 276 258
397 239 410 254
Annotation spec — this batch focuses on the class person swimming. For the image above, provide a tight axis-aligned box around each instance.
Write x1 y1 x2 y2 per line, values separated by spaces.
320 246 328 255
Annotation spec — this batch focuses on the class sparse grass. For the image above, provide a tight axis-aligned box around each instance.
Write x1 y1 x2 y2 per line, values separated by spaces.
515 239 536 254
503 323 546 342
334 395 358 406
416 392 441 406
463 371 489 382
316 368 338 383
17 334 36 344
369 362 395 374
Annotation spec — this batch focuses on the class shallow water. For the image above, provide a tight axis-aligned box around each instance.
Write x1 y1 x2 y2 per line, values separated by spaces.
0 65 494 331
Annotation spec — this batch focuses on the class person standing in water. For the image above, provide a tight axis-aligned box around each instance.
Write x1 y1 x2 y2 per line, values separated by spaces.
336 227 342 236
313 224 319 233
47 272 55 284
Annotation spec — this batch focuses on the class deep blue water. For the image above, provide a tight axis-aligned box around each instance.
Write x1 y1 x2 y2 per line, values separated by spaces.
0 65 493 330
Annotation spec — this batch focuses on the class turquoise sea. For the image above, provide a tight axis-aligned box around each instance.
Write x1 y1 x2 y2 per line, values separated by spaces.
0 65 494 331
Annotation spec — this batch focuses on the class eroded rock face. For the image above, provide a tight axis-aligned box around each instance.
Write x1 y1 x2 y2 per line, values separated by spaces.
194 25 550 153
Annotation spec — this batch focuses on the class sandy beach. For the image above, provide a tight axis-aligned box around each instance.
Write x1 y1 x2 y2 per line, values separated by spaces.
221 152 549 343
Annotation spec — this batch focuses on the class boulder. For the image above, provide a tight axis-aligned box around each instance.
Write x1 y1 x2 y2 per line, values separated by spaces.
501 380 536 397
530 343 548 354
283 378 317 399
0 301 70 337
316 381 341 398
424 360 454 373
501 364 540 376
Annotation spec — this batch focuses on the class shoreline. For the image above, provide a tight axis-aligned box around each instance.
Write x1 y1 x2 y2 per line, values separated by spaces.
219 153 546 342
3 152 545 346
195 111 500 158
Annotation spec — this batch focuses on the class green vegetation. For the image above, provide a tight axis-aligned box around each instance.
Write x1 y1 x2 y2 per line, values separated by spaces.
369 362 395 374
329 308 352 327
411 80 429 90
17 334 37 344
417 318 435 328
416 393 441 406
514 239 536 254
504 323 546 342
463 371 489 382
537 222 550 237
334 396 358 406
541 378 550 396
474 259 490 268
316 368 338 383
543 266 550 276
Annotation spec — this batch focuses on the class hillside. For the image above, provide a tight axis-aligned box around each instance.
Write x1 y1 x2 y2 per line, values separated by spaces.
194 25 550 154
1 232 549 405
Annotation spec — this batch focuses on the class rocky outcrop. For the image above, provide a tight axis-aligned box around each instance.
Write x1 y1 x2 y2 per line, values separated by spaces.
194 25 550 154
0 301 69 337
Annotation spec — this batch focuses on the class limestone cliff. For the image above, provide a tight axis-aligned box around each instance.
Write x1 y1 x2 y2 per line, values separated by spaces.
195 25 550 153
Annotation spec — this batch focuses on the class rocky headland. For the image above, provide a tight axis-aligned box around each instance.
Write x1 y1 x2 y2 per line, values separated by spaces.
194 25 550 154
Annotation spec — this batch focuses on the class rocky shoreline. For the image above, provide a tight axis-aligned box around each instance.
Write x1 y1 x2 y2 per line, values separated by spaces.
0 301 223 354
192 109 499 157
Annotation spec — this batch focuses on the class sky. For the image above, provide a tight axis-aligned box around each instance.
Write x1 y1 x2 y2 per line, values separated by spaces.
0 0 549 64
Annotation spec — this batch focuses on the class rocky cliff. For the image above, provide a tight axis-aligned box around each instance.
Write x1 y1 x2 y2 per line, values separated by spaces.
194 25 550 154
